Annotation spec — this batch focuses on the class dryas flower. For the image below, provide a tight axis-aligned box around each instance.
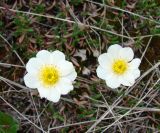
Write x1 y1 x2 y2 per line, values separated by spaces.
24 50 77 102
96 44 141 89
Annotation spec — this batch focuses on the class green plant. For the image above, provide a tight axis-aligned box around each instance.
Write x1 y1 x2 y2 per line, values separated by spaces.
13 13 33 37
0 111 19 133
34 4 45 14
77 107 96 119
0 21 3 28
70 0 84 6
71 24 84 46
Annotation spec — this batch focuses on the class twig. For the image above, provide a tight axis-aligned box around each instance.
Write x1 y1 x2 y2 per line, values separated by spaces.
86 0 160 25
86 61 160 132
0 96 46 133
48 110 144 131
0 76 29 90
0 34 25 66
0 6 132 39
0 62 25 68
102 78 160 132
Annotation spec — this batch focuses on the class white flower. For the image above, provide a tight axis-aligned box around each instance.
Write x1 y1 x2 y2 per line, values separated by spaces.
24 50 77 102
96 44 141 89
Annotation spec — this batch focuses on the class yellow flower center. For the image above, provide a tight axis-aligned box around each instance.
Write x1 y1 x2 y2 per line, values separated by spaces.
112 59 128 75
39 65 60 87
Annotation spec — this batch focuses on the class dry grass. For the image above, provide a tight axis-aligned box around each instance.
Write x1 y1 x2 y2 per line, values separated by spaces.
0 0 160 133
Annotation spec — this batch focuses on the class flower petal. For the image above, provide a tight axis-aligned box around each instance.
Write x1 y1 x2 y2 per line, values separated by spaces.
50 50 65 64
47 88 61 102
105 74 121 89
132 69 140 79
129 58 141 70
37 87 51 98
24 73 39 88
36 50 51 62
98 53 113 69
38 87 61 102
65 70 77 81
119 47 134 61
26 58 43 74
107 44 122 55
57 78 73 95
96 66 109 80
48 94 61 103
57 60 75 76
120 73 135 86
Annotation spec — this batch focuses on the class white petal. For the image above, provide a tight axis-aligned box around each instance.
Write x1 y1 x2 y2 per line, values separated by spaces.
36 50 51 62
48 93 61 103
132 69 140 79
107 44 122 55
50 50 65 64
129 58 141 70
57 61 75 76
96 66 109 80
26 58 43 74
37 87 51 98
65 70 77 81
47 88 61 102
119 47 134 61
24 73 39 88
105 75 121 89
120 73 135 86
57 78 73 95
98 53 113 69
38 87 61 102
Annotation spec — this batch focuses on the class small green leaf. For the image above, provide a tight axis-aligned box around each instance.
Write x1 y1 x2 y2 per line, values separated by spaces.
0 111 19 133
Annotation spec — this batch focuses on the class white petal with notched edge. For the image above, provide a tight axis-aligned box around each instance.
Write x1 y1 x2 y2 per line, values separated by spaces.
107 44 122 59
65 71 77 81
57 78 73 95
47 88 61 103
26 58 43 74
24 73 39 88
119 47 134 61
120 73 135 86
107 44 122 55
129 58 141 69
106 75 120 89
98 53 113 69
57 60 75 76
36 50 51 61
132 69 140 79
50 50 65 64
96 66 110 80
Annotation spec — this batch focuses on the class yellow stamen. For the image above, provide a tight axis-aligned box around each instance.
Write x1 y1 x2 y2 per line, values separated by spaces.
112 59 128 75
39 65 60 87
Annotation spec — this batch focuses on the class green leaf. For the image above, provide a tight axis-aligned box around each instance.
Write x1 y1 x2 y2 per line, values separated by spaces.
0 111 19 133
